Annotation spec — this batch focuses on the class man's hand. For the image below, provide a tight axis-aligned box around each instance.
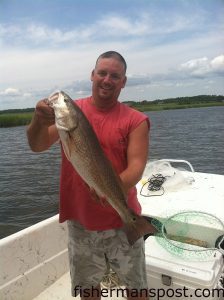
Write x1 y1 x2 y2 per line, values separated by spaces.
34 99 55 126
27 98 58 152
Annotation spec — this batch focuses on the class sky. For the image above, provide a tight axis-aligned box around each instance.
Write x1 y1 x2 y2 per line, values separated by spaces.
0 0 223 109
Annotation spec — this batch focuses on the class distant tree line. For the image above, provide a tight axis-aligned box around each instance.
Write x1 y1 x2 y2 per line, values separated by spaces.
0 95 224 114
0 108 35 114
124 95 224 106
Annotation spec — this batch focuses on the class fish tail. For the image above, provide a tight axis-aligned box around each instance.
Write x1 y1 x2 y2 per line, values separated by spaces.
123 215 159 246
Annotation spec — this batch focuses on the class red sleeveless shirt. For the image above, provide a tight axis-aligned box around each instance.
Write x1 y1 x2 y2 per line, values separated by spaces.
59 97 150 230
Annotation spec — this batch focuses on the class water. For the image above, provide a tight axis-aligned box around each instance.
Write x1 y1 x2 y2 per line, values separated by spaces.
0 129 61 238
0 106 223 239
147 106 224 174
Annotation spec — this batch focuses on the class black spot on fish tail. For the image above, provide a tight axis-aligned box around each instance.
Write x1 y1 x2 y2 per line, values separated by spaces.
143 216 163 241
123 215 159 246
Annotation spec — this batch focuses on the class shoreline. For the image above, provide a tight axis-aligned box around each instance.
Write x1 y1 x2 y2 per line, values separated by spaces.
0 102 224 128
129 101 224 112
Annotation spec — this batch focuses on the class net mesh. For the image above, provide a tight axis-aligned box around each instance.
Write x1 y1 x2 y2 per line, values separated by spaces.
152 211 224 261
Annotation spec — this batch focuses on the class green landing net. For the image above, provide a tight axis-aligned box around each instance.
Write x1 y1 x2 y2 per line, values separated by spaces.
152 211 224 261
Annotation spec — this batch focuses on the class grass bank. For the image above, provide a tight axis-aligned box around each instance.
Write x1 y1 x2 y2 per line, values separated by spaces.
0 95 223 127
130 101 224 112
0 112 34 127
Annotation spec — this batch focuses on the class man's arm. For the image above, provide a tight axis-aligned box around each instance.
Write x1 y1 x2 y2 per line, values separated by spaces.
119 120 149 193
26 99 59 152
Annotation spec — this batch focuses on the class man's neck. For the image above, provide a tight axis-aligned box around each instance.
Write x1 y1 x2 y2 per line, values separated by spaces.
90 96 118 111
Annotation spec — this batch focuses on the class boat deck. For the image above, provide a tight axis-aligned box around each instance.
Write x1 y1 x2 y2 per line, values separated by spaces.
33 272 73 300
34 272 125 300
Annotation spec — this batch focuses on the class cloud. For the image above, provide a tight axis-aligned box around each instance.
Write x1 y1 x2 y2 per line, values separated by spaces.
0 88 34 109
126 75 151 87
2 14 149 46
64 80 92 97
26 24 82 45
97 14 150 37
180 57 210 76
0 88 33 100
0 88 21 96
0 5 223 109
179 54 224 77
0 22 80 47
210 55 224 73
0 11 213 48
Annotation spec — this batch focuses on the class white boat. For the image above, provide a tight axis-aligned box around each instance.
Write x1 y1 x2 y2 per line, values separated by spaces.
0 160 224 300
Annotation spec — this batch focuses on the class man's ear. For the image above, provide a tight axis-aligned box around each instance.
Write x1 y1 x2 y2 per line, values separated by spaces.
122 76 127 88
91 69 94 81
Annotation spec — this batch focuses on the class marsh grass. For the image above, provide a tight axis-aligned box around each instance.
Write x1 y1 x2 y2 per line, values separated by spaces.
0 112 33 127
0 97 223 127
131 101 224 112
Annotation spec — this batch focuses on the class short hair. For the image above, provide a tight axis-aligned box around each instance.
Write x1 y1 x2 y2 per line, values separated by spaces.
95 51 127 74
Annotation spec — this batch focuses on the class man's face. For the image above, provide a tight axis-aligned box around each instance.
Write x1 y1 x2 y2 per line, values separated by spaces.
91 57 127 106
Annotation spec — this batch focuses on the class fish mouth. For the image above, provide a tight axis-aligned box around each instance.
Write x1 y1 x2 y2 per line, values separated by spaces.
47 92 60 107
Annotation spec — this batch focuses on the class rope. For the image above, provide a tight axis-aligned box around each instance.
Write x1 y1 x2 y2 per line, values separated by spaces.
140 174 167 197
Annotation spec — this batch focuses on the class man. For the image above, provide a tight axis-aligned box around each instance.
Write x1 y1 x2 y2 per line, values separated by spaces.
27 51 150 299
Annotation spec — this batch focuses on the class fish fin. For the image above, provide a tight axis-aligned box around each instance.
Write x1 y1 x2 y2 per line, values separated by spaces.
88 186 109 206
83 182 108 205
62 142 71 161
89 186 101 203
123 214 158 246
59 130 73 161
115 174 127 197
